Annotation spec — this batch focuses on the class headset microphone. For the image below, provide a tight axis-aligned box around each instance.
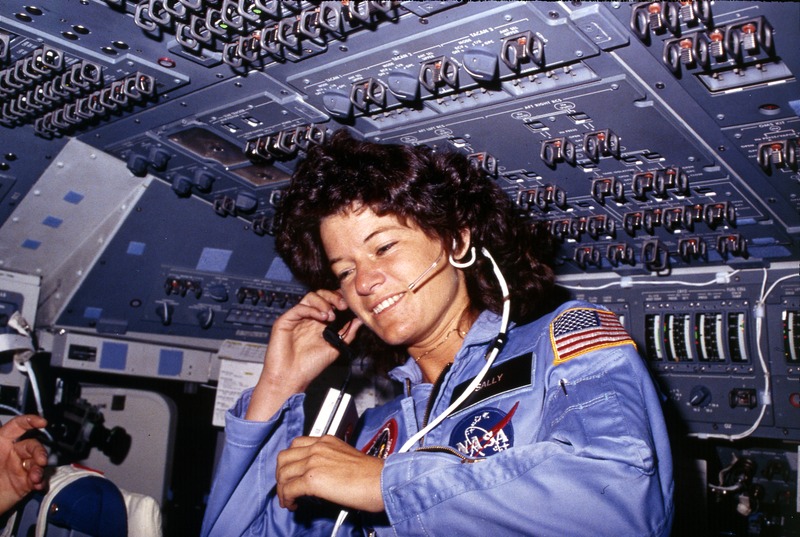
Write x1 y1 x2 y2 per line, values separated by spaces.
407 249 445 292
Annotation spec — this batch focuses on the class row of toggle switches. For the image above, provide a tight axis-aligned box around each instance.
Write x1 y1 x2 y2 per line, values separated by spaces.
661 17 775 75
163 276 303 309
571 233 747 272
133 0 400 67
34 72 156 137
321 30 549 121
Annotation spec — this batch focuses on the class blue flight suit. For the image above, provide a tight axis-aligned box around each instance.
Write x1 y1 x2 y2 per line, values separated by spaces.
201 300 674 536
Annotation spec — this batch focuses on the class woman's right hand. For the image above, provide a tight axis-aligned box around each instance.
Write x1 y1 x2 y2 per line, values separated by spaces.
245 289 362 421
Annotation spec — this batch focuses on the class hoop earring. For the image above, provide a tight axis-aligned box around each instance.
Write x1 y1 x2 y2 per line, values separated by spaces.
449 241 477 268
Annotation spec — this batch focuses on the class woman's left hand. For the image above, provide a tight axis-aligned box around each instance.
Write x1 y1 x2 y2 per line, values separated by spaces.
0 415 48 515
276 435 385 513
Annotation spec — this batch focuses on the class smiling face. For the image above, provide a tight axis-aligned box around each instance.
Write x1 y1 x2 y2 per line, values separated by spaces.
321 205 473 354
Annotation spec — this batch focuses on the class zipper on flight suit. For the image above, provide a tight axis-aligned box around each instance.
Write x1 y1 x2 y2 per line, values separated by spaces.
416 363 452 447
415 445 482 463
408 364 483 462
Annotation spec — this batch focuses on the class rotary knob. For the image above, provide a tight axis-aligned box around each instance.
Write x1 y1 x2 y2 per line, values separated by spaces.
689 385 712 407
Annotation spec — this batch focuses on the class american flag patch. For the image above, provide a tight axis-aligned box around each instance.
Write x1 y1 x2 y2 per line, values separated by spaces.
550 308 635 365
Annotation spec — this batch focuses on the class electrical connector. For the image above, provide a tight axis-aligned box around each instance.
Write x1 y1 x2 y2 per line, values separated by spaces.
715 271 732 284
0 312 34 366
8 311 32 335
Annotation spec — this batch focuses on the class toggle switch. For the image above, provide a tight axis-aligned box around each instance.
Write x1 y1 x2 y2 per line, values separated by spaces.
740 23 759 54
678 237 707 261
623 212 643 237
221 0 245 30
69 61 103 91
32 46 64 75
643 208 662 235
245 136 272 162
549 219 570 241
293 123 326 151
704 202 736 229
757 139 797 173
236 32 261 63
717 234 748 259
237 0 267 23
607 243 635 267
467 152 498 177
683 203 704 231
276 17 301 50
540 138 576 168
252 215 274 237
254 0 283 18
591 176 625 205
632 172 654 200
583 129 620 162
197 307 214 330
164 0 188 18
574 246 602 270
569 217 586 241
259 24 283 57
726 18 774 61
213 196 237 217
500 31 544 71
662 207 684 232
222 41 245 68
642 239 670 272
533 184 568 212
298 7 323 40
587 215 614 239
156 302 174 326
419 56 459 93
706 28 726 60
350 78 387 112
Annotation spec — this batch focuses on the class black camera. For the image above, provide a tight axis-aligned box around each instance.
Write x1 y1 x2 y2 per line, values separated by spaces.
47 396 132 465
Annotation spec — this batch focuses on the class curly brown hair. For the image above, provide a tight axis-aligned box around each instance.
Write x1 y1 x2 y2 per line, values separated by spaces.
274 128 558 364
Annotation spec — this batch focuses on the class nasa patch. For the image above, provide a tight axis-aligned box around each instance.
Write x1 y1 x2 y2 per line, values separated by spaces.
450 402 519 458
361 418 398 459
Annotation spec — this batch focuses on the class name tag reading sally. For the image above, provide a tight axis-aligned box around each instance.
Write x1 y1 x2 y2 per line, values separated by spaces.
450 353 532 413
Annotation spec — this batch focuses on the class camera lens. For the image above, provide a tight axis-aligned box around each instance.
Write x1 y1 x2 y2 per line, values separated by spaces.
90 423 132 465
